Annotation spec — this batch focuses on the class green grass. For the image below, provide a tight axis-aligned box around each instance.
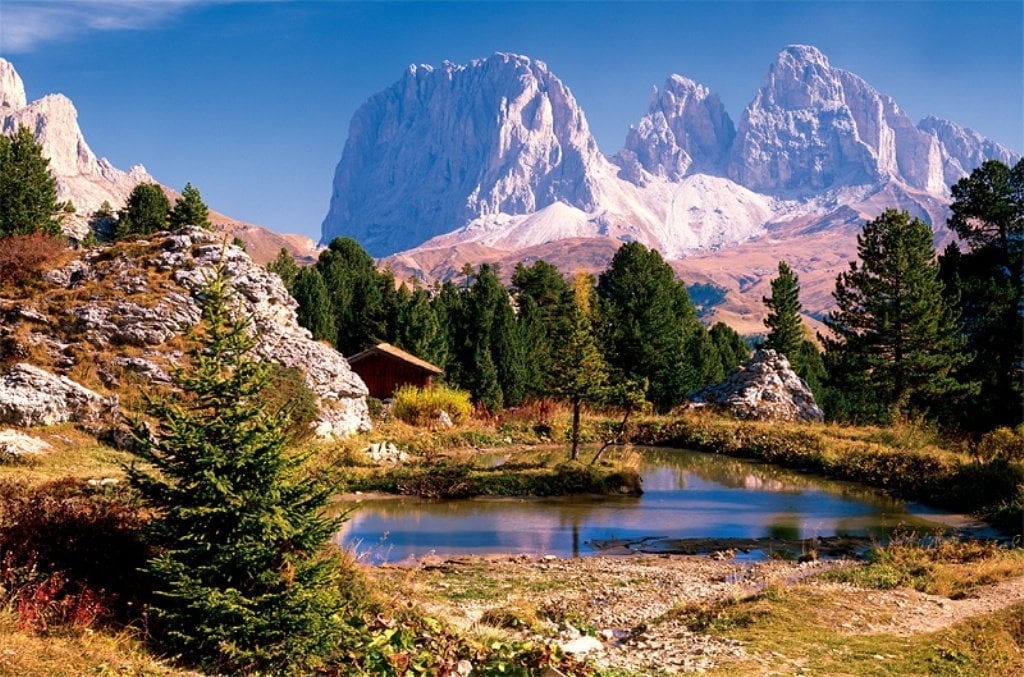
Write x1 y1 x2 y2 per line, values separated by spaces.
680 586 1024 676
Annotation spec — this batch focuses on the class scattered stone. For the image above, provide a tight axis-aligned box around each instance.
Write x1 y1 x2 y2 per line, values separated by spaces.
455 659 473 675
437 410 454 428
0 429 52 456
0 363 118 426
560 635 604 655
112 357 172 384
689 349 823 422
363 441 410 464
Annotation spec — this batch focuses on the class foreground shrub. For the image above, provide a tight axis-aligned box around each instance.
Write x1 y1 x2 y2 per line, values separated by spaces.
0 479 148 630
0 233 64 286
261 363 320 443
977 426 1024 463
393 384 472 427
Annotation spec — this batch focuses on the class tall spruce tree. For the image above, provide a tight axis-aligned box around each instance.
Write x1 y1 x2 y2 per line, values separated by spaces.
709 322 750 375
118 183 171 238
763 261 804 360
266 247 300 292
169 182 211 230
597 242 700 411
822 209 974 422
0 124 61 236
292 267 335 343
396 284 448 369
511 260 572 396
316 238 386 354
127 260 346 673
940 159 1023 431
464 264 509 409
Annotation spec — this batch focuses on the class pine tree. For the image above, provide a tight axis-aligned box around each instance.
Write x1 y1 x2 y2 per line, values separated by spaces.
940 159 1023 431
822 209 975 422
553 271 610 460
169 182 211 230
597 242 699 411
396 285 448 369
465 264 510 409
492 298 529 407
127 260 347 673
118 183 171 238
316 238 386 354
709 322 750 375
266 247 300 292
432 280 467 385
511 260 572 396
0 124 61 236
683 326 724 388
292 267 335 343
763 261 804 360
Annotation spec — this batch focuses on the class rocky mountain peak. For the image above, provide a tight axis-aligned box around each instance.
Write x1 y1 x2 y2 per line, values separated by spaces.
917 115 1020 187
0 58 27 110
0 59 156 215
616 73 735 183
728 45 954 195
320 52 606 256
762 44 842 109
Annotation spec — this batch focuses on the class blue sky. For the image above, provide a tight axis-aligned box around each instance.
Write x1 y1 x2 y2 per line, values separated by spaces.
3 1 1022 241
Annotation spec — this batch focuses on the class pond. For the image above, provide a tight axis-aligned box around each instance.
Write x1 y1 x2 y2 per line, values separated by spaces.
334 448 995 563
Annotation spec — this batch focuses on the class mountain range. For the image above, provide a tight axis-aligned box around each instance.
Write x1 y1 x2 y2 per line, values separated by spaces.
2 48 1017 335
321 46 1017 331
0 58 317 265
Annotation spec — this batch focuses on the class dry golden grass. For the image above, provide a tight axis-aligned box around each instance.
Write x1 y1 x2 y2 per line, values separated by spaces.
0 424 133 485
0 612 196 677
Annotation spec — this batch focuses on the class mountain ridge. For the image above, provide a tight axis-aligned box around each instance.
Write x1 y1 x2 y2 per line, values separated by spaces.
0 58 317 265
322 46 1017 263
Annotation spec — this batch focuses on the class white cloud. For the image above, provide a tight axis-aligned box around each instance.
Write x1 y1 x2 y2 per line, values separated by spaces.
0 0 215 53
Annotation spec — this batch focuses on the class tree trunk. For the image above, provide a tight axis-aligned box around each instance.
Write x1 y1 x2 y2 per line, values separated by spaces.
571 400 581 461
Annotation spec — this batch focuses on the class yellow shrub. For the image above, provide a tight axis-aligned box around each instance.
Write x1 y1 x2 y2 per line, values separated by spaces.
392 385 472 427
977 426 1024 462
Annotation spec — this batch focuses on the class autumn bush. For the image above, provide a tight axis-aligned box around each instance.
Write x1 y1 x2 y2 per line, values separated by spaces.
0 479 149 631
977 425 1024 463
392 384 472 427
0 234 64 287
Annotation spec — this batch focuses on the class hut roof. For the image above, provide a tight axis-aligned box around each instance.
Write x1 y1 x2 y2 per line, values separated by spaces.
346 342 444 375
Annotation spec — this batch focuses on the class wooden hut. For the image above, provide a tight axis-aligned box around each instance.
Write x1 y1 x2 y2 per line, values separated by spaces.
346 343 444 399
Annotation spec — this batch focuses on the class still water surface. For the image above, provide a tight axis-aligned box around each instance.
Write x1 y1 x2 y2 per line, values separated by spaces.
335 448 987 562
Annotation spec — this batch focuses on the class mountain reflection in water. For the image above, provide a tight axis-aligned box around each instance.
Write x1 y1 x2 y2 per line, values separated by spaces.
335 447 989 563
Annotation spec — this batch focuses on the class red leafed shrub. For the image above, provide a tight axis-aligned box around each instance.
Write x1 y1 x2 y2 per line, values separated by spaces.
0 233 64 286
0 479 149 631
13 571 107 634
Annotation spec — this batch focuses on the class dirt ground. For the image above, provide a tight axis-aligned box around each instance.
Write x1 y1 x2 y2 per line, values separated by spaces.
376 552 1024 674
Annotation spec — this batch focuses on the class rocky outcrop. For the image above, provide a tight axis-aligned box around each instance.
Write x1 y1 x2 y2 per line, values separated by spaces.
0 363 118 427
689 349 823 422
38 227 371 437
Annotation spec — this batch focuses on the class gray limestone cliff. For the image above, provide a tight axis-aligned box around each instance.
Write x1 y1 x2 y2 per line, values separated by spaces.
2 228 370 437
